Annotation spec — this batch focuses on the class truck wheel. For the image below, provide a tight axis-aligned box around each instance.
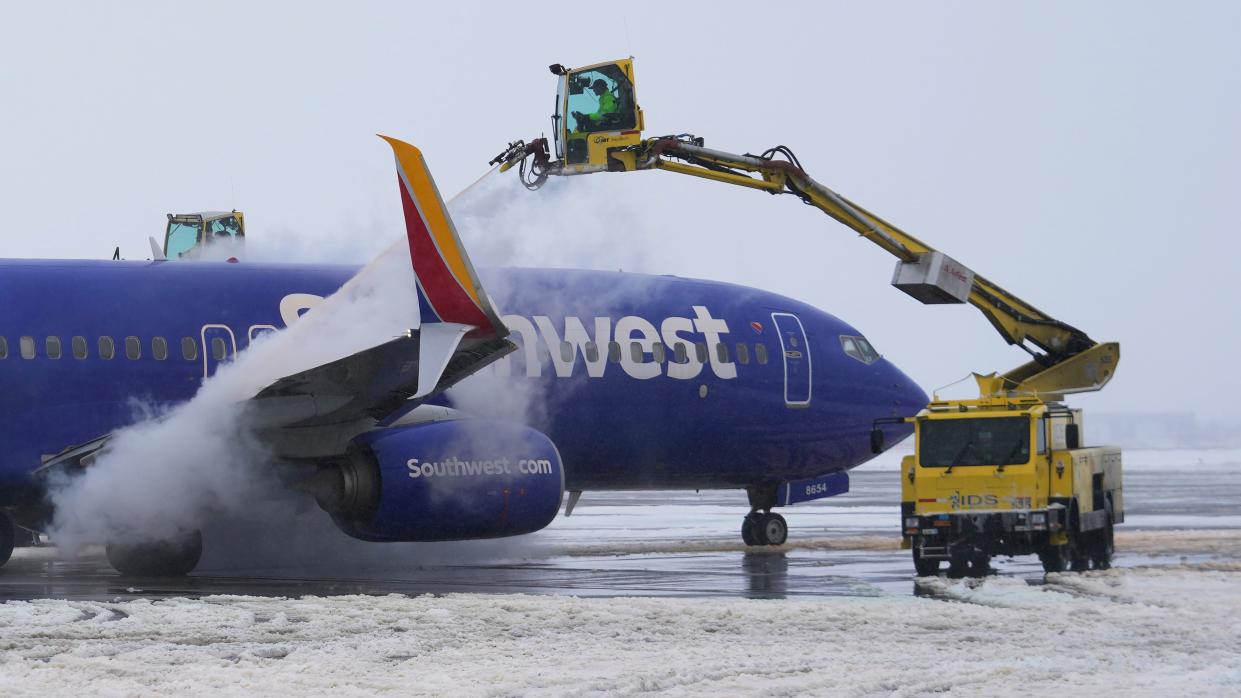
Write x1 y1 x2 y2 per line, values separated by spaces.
912 543 940 576
947 551 971 579
0 512 14 568
968 553 992 577
1091 520 1114 570
1039 543 1070 573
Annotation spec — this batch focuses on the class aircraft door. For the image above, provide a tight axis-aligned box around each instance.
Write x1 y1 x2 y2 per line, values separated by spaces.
771 313 811 407
200 324 237 378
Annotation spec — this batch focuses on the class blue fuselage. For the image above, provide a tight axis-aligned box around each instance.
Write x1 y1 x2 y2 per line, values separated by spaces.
0 259 925 503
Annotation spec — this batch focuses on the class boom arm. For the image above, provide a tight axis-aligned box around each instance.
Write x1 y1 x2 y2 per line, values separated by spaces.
635 137 1118 398
491 59 1117 399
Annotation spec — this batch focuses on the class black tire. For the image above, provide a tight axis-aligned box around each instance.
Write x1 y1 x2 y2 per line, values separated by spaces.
968 554 992 578
0 513 14 569
1039 542 1071 573
106 529 203 577
1091 519 1114 570
912 542 940 577
760 513 788 546
741 514 761 546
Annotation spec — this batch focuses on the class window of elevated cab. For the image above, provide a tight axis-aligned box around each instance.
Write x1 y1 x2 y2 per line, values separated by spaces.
565 63 636 135
165 215 202 259
917 416 1032 468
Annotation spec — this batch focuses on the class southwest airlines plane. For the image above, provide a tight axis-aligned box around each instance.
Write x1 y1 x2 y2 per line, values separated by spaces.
0 137 926 575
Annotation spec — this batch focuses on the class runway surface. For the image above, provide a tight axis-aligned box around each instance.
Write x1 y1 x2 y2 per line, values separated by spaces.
3 448 1238 601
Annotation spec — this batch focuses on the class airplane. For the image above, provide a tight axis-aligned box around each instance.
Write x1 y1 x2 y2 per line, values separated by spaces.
0 136 927 575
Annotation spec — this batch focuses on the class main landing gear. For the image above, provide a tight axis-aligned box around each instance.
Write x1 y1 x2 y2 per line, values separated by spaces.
106 529 203 576
741 485 788 547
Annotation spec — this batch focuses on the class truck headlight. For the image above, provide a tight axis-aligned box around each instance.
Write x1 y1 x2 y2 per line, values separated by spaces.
1031 512 1047 527
904 517 919 528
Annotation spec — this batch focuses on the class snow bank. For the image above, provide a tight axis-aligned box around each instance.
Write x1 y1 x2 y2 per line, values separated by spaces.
0 566 1238 696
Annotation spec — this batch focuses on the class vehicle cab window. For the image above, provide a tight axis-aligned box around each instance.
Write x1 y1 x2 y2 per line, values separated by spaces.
165 220 199 259
207 215 243 241
565 65 636 135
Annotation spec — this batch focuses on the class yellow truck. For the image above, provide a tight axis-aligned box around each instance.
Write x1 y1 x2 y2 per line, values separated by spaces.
491 57 1123 576
900 390 1122 575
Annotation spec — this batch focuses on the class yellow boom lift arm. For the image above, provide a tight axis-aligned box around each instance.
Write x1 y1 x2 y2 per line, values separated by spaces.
491 58 1119 400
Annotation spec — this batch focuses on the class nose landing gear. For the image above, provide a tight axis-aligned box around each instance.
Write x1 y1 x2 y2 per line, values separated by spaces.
741 485 788 546
742 511 788 546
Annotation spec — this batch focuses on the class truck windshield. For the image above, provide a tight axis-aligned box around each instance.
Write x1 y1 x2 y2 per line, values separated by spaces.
166 221 200 259
919 417 1030 467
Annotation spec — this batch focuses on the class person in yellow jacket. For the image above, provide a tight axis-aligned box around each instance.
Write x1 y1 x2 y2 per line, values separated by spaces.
573 78 618 131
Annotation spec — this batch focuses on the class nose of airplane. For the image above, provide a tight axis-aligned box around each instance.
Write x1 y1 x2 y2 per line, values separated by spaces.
884 359 929 419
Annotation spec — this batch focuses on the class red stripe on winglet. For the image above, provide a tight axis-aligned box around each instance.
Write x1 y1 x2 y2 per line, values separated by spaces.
398 176 490 329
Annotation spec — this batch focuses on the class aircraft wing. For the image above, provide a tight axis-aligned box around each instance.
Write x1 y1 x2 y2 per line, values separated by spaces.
248 136 513 431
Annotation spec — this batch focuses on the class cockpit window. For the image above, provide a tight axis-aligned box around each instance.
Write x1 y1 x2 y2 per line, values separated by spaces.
840 335 880 364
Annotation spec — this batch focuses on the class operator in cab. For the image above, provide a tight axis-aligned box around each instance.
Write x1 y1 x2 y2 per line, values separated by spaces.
573 78 619 131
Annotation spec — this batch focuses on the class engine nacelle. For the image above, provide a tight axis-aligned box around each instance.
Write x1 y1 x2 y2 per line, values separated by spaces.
319 420 564 542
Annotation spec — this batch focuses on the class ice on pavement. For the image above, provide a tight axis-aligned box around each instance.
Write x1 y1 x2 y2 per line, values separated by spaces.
0 566 1238 697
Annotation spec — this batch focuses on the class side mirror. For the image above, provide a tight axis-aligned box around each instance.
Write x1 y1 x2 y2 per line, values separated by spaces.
1065 423 1080 450
869 428 885 455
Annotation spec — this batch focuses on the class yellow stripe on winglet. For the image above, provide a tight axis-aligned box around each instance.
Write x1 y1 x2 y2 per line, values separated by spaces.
379 135 482 306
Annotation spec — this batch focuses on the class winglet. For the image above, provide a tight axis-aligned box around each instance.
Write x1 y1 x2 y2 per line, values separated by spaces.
379 135 506 339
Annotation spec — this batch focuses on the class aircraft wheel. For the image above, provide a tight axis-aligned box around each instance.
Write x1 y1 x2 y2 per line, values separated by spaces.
760 513 788 546
106 529 203 577
741 514 760 546
0 512 14 568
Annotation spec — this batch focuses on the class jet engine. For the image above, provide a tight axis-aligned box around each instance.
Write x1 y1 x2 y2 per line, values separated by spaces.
312 420 564 542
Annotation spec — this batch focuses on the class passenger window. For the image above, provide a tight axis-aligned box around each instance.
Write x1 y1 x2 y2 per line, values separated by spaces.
652 342 666 363
736 343 749 365
212 337 227 361
695 342 708 363
72 336 87 359
181 337 198 361
152 336 168 361
755 343 769 365
46 336 62 360
98 336 115 360
608 341 621 363
630 341 644 363
584 341 599 362
0 336 7 359
20 336 35 359
125 336 141 360
716 342 730 364
673 343 688 364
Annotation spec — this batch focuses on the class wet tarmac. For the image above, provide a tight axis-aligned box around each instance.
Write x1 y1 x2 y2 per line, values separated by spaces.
3 448 1238 602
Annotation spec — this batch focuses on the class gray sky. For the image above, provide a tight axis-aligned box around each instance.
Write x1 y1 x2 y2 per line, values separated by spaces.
2 2 1237 417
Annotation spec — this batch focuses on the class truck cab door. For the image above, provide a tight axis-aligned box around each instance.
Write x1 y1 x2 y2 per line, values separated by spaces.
560 59 642 168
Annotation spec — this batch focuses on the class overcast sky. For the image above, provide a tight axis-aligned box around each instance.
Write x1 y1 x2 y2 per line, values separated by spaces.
2 2 1237 418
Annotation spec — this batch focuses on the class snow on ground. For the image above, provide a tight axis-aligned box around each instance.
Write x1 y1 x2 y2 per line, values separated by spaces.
1 565 1239 697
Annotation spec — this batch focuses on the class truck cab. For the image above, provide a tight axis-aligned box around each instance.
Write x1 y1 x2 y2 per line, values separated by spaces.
164 211 245 260
901 396 1123 576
